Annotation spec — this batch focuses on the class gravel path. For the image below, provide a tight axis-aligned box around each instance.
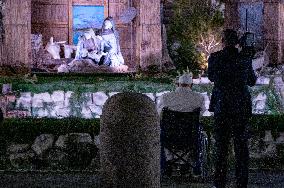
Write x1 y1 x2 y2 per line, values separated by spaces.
0 170 283 188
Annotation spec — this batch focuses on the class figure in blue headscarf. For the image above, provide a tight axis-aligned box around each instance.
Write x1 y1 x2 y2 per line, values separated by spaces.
101 17 125 67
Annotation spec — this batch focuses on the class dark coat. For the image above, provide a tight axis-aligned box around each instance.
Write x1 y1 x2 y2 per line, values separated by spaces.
208 47 257 117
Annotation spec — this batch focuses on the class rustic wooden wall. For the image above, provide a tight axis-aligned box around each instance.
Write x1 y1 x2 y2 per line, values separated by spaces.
109 0 134 68
0 0 162 70
32 0 70 45
31 0 135 68
133 0 162 70
0 0 31 66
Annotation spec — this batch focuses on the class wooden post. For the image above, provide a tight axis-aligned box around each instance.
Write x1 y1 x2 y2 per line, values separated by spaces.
224 0 240 31
133 0 162 70
263 0 282 64
1 0 31 68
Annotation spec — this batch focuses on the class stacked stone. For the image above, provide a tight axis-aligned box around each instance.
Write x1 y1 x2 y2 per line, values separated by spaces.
11 76 279 118
7 133 98 170
273 76 284 108
252 92 267 114
249 130 284 160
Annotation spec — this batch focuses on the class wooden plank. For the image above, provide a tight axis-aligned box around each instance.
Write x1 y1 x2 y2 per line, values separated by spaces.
140 24 162 61
68 0 72 44
32 0 68 5
32 26 69 45
73 0 105 4
2 0 31 66
31 4 69 22
109 0 128 24
140 0 160 25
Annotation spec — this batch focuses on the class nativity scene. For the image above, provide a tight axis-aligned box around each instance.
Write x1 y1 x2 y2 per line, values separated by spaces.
0 0 164 74
56 17 127 73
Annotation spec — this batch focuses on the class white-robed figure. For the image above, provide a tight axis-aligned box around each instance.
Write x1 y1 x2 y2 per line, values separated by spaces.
101 17 125 67
75 28 107 63
157 73 206 116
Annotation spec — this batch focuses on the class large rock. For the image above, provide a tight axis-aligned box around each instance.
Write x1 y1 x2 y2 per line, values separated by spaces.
7 144 30 154
32 108 50 118
65 133 95 169
254 92 267 101
83 92 93 106
274 77 284 86
32 93 52 108
81 106 93 119
67 133 93 144
263 130 274 143
255 100 266 110
55 135 68 149
16 92 32 110
93 92 108 106
256 76 270 85
100 92 160 187
51 91 65 105
89 105 103 116
44 149 69 169
9 150 35 169
31 134 54 156
51 105 70 118
64 91 74 106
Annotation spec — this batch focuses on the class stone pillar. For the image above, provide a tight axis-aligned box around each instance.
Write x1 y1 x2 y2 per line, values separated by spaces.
263 0 284 65
133 0 163 70
100 92 160 187
279 3 284 65
224 0 240 30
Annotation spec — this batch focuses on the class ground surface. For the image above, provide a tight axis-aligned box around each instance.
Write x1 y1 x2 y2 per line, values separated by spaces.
0 170 283 188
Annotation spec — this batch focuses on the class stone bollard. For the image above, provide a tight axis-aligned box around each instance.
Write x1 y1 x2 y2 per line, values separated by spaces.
0 108 3 125
100 92 160 187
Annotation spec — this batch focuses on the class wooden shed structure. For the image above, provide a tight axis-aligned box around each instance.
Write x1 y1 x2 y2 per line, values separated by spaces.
0 0 162 71
225 0 284 65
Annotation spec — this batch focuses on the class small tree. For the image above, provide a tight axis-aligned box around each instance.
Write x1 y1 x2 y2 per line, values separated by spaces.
167 0 224 72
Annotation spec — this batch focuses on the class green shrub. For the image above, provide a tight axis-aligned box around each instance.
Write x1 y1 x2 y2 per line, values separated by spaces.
167 0 224 72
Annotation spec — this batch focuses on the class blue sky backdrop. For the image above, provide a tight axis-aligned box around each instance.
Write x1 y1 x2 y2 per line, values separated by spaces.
73 5 105 44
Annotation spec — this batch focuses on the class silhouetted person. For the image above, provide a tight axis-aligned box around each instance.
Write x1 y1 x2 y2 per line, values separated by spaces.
208 29 257 188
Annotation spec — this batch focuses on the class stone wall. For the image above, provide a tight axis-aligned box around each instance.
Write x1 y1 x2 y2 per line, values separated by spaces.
4 133 99 170
3 129 284 170
2 75 277 119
